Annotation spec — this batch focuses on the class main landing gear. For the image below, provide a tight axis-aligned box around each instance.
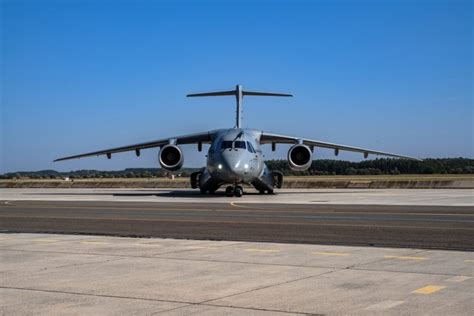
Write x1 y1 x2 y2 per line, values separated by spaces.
226 185 243 197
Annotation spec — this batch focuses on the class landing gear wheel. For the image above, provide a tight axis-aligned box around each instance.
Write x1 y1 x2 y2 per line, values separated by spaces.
225 186 234 197
199 188 207 195
267 189 274 194
234 186 243 197
259 190 265 194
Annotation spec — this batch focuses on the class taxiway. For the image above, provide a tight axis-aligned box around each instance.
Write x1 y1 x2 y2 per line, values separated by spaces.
1 188 473 250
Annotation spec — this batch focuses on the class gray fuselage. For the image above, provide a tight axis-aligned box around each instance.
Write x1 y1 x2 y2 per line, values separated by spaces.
198 128 275 192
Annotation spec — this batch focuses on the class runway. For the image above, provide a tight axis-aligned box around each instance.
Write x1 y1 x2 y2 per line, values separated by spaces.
1 197 473 250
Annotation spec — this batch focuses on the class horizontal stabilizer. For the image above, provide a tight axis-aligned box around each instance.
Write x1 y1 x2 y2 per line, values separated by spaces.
243 91 292 97
187 90 292 97
187 90 236 97
187 85 292 128
187 86 292 98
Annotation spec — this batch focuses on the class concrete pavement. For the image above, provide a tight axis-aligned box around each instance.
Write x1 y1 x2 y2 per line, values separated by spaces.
1 188 473 206
1 233 473 315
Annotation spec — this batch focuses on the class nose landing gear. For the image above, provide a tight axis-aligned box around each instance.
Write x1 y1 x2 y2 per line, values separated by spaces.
234 186 243 197
226 185 243 197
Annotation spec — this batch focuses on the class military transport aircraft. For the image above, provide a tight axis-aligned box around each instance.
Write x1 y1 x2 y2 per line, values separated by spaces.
55 85 418 197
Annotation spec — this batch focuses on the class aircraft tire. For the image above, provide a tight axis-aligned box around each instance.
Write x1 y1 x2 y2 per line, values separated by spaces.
234 186 243 197
225 186 234 197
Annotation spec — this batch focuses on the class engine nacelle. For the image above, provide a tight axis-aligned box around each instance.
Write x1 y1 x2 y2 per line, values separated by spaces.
159 144 184 171
288 144 312 171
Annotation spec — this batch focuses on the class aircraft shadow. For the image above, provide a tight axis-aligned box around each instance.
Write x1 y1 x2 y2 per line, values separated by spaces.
24 190 364 198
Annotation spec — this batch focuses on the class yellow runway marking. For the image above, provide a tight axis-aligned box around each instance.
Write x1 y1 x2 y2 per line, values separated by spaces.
313 251 350 256
187 246 219 250
412 285 445 294
245 248 280 253
80 241 108 245
464 259 474 263
384 255 426 261
134 243 161 246
230 202 276 210
31 239 58 243
229 202 287 212
445 276 471 283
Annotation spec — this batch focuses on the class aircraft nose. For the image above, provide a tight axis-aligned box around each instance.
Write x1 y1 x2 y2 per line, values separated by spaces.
220 150 248 178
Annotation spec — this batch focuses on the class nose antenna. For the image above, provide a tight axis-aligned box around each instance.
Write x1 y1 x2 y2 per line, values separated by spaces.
187 84 292 128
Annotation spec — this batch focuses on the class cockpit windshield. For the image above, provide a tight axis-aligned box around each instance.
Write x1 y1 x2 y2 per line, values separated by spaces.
221 141 246 150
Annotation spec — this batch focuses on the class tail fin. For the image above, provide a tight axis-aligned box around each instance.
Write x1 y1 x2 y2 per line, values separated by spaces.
187 85 292 128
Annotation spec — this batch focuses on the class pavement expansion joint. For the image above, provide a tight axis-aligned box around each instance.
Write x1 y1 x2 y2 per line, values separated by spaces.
149 241 243 256
45 257 127 271
152 303 314 316
201 269 338 306
2 245 471 277
342 249 425 270
349 266 469 277
0 286 195 305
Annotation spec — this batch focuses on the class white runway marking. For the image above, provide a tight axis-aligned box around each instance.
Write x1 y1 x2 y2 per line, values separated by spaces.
365 300 405 311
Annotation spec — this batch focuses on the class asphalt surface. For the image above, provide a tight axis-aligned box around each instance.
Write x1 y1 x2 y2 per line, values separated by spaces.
1 200 473 250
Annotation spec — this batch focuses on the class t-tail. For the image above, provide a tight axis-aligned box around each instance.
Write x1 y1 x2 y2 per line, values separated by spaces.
187 85 292 128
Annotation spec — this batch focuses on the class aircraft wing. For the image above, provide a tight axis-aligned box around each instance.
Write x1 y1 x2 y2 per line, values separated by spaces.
54 130 214 162
260 132 420 160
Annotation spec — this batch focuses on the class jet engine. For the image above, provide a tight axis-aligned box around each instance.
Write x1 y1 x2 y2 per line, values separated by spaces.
159 144 184 171
288 144 312 171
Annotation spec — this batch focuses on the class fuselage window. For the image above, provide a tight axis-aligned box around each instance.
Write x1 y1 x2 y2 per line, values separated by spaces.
246 141 255 153
221 141 232 150
234 141 246 149
221 141 246 150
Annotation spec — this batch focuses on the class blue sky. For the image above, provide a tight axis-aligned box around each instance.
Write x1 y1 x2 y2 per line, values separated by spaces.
1 0 472 173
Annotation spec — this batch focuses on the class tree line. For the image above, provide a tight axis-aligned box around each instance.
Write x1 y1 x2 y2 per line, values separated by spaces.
266 158 474 176
1 158 472 179
0 168 199 179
